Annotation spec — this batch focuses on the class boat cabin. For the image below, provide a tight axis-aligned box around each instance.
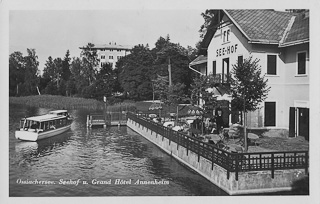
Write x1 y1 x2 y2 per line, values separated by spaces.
19 111 71 132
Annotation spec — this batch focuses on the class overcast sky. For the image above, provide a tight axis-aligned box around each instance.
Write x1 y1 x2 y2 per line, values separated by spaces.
6 0 316 73
9 9 204 72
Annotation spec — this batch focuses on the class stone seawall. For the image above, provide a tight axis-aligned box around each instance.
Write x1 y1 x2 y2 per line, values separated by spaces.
127 118 306 195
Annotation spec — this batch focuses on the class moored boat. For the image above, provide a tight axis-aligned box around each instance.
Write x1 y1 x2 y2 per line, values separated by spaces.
15 110 72 141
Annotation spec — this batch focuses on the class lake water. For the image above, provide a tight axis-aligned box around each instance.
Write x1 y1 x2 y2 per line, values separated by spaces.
9 104 227 196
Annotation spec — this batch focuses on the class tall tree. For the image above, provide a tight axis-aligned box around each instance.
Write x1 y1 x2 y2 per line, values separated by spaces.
118 44 154 100
199 10 219 39
42 56 56 94
61 50 72 96
23 49 39 95
9 51 25 96
152 36 194 94
61 50 71 81
82 63 116 100
80 43 99 86
230 56 270 152
42 56 63 95
69 57 87 95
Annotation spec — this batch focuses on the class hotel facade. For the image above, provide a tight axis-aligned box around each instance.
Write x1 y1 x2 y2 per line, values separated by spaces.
80 42 132 69
190 10 309 140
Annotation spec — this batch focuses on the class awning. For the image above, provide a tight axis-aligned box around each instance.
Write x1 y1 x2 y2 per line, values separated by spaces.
189 55 207 66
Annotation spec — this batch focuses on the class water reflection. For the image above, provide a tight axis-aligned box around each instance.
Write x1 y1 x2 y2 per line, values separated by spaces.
9 105 228 196
15 130 72 155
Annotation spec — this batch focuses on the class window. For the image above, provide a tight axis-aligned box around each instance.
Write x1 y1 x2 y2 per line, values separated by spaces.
101 55 105 59
267 55 277 75
109 56 113 59
264 102 276 126
223 29 230 43
297 52 306 75
212 61 216 75
238 55 243 67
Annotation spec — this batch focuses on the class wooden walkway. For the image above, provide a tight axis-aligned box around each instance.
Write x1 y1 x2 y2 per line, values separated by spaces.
86 113 127 128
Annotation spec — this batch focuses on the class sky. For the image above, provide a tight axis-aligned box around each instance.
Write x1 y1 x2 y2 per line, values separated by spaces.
9 9 204 72
6 0 318 73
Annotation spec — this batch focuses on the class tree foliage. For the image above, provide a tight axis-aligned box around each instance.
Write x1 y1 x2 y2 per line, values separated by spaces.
190 74 223 116
230 56 270 112
118 44 154 100
199 10 219 39
9 49 39 96
80 43 99 86
152 35 194 94
9 51 25 96
10 36 197 102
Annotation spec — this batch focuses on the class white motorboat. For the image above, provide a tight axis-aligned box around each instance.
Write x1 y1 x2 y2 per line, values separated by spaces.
15 110 72 141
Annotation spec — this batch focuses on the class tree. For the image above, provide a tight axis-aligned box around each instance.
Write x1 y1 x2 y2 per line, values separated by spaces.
118 44 154 100
9 51 25 96
23 49 39 95
190 74 223 123
61 50 71 81
80 43 99 86
152 36 194 94
199 10 219 39
42 56 63 95
153 74 186 120
153 74 169 103
69 57 87 95
61 50 72 96
88 62 116 99
230 56 270 152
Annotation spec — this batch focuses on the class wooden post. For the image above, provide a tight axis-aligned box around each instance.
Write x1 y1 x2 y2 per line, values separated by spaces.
244 97 248 152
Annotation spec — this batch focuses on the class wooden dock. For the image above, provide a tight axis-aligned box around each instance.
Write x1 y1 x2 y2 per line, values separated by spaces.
86 113 127 128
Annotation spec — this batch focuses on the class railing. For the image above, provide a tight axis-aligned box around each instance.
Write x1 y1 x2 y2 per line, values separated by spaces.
127 112 308 181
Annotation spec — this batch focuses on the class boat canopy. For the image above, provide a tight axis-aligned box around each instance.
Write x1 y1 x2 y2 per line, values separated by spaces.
48 110 68 115
24 114 66 122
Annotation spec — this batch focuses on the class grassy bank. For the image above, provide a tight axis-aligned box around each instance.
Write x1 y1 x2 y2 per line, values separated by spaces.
9 95 191 117
9 95 137 111
10 95 104 110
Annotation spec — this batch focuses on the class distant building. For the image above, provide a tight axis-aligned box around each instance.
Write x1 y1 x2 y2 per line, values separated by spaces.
80 42 132 69
190 9 309 140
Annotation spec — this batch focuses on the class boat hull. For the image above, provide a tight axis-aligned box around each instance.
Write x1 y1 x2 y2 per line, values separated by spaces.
15 125 71 142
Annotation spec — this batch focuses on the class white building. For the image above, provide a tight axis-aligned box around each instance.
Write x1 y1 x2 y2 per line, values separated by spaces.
190 9 309 140
80 42 132 69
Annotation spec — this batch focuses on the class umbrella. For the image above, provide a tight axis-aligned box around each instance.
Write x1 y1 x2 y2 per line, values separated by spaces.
187 105 204 135
148 103 163 111
149 103 163 118
187 105 203 116
206 85 228 96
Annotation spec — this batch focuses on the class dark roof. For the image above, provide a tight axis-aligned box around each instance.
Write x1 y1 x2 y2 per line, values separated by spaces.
225 9 294 44
280 11 309 47
80 44 132 50
200 9 309 51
